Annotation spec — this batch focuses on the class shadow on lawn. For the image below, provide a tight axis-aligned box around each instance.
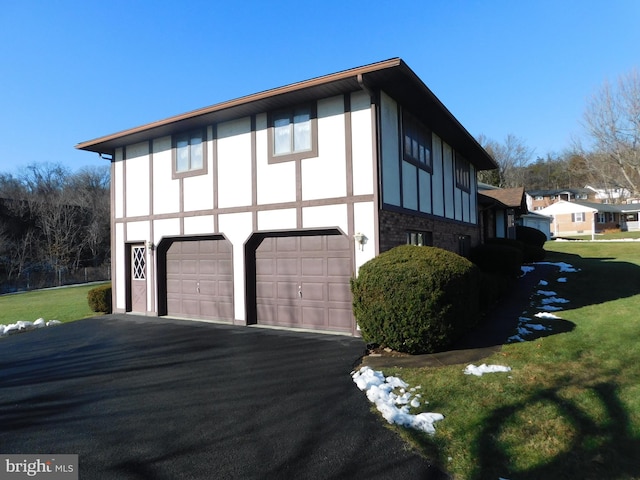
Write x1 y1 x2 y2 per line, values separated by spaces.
472 381 640 480
542 249 640 310
454 250 640 351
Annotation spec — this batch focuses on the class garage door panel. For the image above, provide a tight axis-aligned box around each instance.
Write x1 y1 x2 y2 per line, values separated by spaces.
301 282 325 301
328 257 352 276
276 258 297 276
255 233 354 333
277 282 298 299
164 238 234 321
302 258 324 275
328 283 351 302
277 305 299 324
302 306 325 326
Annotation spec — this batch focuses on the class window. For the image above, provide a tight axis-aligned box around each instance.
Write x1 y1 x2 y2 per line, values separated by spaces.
402 110 432 168
406 231 433 246
174 129 206 177
572 212 585 222
534 196 543 201
455 154 470 191
597 213 606 223
268 104 317 163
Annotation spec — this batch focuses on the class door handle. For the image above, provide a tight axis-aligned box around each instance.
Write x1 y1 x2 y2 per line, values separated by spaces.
197 281 200 294
298 285 302 298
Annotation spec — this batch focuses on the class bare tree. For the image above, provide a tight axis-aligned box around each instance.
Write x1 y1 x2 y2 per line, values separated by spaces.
582 69 640 195
477 134 535 187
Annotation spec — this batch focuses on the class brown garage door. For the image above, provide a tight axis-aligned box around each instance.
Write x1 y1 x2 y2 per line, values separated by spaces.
165 238 233 321
255 233 354 333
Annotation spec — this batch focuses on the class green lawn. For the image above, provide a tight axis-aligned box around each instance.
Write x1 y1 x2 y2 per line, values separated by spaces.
375 240 640 479
0 282 108 325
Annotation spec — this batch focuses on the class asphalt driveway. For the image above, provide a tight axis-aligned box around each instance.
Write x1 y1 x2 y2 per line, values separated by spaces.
0 315 446 479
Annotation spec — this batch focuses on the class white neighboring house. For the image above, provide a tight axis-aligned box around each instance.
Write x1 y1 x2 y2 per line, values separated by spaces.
537 200 622 238
76 58 496 336
585 185 631 203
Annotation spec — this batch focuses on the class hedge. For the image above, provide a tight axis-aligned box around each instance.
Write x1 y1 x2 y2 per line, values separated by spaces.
351 245 481 354
87 283 112 313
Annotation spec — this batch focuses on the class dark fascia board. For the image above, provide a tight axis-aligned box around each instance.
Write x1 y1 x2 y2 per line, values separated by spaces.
75 58 497 170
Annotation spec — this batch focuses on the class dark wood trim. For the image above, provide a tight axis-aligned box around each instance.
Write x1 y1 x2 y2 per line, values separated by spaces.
112 194 375 225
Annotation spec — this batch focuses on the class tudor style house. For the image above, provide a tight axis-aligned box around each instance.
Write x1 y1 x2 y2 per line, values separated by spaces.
76 58 497 335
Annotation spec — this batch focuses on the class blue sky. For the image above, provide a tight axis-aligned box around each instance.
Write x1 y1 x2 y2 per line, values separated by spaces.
1 0 638 174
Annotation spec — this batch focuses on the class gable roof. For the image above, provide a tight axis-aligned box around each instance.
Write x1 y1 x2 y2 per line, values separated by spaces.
75 58 497 170
537 199 620 216
479 186 527 209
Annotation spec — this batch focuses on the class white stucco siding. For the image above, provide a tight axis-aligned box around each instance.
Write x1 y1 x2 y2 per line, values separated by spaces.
419 169 432 214
432 134 444 216
454 187 463 221
152 136 180 215
302 204 349 235
153 218 181 244
380 92 401 206
402 161 418 210
255 113 296 205
350 91 374 196
461 189 470 222
257 208 297 231
219 212 253 322
114 149 124 219
126 220 150 242
353 201 375 274
115 223 125 310
217 118 252 208
470 164 477 224
443 142 455 219
125 142 150 218
183 215 215 236
302 96 347 201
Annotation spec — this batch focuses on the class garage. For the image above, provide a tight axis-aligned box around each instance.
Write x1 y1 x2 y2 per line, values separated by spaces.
253 232 354 333
162 237 234 321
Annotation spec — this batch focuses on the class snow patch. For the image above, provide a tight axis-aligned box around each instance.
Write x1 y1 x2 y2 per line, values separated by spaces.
0 318 61 337
464 364 511 376
352 366 443 435
534 312 562 320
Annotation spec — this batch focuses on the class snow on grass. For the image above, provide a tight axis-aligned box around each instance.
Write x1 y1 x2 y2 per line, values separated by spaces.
0 318 61 337
534 312 562 320
351 366 444 434
464 364 512 376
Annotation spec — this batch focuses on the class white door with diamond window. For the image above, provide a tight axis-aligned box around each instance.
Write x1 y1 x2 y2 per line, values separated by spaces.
131 244 147 313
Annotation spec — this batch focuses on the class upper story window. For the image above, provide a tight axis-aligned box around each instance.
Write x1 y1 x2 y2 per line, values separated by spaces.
455 154 470 192
534 195 543 201
402 110 432 169
174 129 206 178
268 104 318 163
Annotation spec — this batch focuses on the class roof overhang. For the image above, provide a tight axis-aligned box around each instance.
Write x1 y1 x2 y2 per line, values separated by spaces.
76 58 497 170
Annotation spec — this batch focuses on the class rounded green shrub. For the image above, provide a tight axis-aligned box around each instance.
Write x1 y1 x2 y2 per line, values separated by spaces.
351 245 481 354
516 225 547 248
88 283 112 313
470 243 523 277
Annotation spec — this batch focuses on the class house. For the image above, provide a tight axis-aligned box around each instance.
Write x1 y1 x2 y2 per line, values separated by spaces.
526 188 593 211
478 185 528 239
537 200 624 237
76 58 497 335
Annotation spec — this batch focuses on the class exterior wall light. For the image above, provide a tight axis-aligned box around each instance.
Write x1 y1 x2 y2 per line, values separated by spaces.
353 232 367 251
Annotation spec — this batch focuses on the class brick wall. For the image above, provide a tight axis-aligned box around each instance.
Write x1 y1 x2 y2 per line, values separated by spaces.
378 209 481 255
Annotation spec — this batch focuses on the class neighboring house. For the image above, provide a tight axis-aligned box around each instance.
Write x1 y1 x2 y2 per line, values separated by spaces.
478 185 528 239
76 58 496 335
526 188 593 211
585 185 631 203
537 200 625 237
